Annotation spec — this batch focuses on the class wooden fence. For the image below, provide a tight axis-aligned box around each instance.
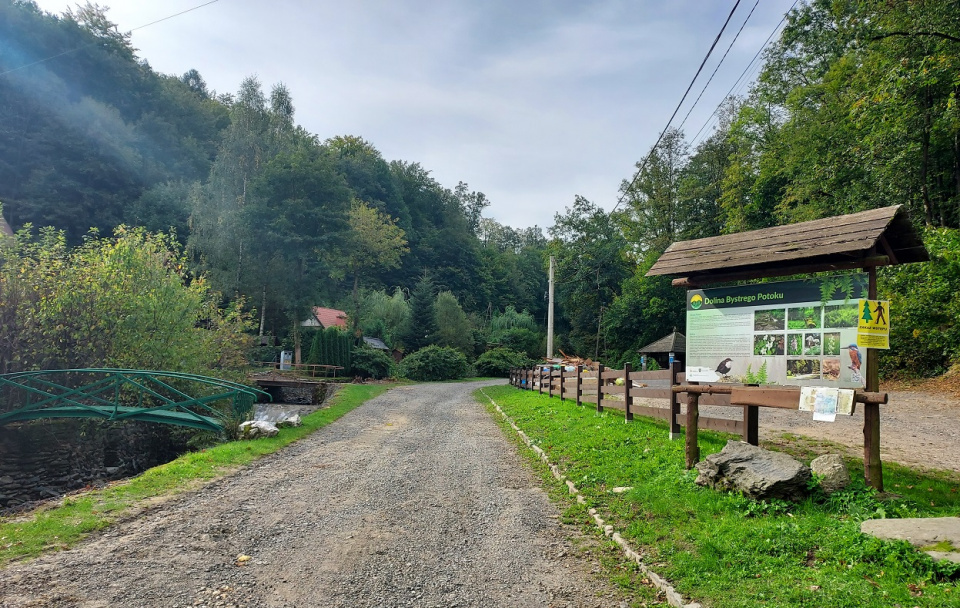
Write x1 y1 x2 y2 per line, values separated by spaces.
509 364 889 478
509 363 742 439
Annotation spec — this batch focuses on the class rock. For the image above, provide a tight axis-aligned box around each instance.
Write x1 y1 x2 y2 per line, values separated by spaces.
238 420 279 439
276 414 302 428
810 454 850 493
695 440 811 501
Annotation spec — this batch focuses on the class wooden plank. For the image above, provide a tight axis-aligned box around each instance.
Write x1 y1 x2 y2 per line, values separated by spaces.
632 388 672 400
674 256 889 287
701 417 744 434
730 387 801 409
629 370 672 382
630 405 672 421
601 384 626 395
601 370 622 380
686 392 700 468
653 222 887 268
649 209 896 269
600 399 626 412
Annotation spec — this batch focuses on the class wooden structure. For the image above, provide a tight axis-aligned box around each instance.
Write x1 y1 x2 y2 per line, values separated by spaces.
638 331 685 369
646 205 928 490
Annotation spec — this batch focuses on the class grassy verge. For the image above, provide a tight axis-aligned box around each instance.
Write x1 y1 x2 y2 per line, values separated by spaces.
479 385 960 608
0 383 389 567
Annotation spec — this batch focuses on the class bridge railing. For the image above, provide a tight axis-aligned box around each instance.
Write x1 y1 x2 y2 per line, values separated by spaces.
0 369 271 432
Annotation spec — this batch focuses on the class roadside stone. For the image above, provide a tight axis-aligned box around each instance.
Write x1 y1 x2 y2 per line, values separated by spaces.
695 440 810 501
276 414 302 428
237 420 278 439
810 454 850 494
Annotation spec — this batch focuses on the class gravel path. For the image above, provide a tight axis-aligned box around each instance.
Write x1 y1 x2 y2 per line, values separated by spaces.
0 380 636 608
640 388 960 473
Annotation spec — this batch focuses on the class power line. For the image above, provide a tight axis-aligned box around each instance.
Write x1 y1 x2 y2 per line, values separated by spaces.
688 0 799 148
677 0 761 132
613 0 743 212
0 0 221 77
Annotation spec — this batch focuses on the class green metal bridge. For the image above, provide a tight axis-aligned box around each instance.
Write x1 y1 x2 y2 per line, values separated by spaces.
0 369 271 432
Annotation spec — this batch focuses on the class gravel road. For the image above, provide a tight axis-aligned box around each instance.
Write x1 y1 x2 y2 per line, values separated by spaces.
0 380 637 608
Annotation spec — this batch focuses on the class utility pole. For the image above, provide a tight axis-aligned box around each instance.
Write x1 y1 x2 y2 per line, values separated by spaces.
547 256 555 359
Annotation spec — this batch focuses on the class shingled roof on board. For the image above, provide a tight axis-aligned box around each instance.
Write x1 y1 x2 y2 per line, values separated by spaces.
647 205 927 285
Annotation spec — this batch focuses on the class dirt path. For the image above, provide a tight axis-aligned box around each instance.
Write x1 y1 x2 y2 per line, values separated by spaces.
695 389 960 473
0 380 634 608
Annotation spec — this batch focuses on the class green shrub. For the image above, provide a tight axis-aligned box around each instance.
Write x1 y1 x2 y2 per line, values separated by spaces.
474 347 532 377
350 346 394 379
398 345 469 381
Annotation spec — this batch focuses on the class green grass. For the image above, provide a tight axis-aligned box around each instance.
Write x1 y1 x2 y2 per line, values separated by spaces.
0 383 389 567
479 385 960 608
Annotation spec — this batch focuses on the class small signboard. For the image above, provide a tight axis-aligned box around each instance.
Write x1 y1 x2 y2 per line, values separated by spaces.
856 299 890 349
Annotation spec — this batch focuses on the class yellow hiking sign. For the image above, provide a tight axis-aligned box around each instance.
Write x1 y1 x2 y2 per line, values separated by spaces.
857 299 889 349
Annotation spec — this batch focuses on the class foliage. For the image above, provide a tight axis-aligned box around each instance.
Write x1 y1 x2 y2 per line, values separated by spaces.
350 346 394 380
742 361 769 385
474 347 532 378
0 224 252 375
880 227 960 377
430 291 475 355
305 327 353 370
359 288 411 349
397 345 469 382
487 306 543 358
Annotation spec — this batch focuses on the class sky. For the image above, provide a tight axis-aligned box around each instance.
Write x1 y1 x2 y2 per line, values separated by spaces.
31 0 798 230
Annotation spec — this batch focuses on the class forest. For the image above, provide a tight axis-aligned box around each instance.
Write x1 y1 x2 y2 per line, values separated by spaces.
2 0 960 380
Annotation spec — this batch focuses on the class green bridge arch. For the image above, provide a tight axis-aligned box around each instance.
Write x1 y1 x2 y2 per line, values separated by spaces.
0 369 271 432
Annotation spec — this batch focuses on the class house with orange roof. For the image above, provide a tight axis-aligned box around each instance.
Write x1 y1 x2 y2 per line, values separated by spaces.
301 306 349 329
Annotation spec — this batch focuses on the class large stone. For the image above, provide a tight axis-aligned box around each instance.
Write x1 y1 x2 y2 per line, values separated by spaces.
810 454 850 494
238 420 279 439
695 440 811 501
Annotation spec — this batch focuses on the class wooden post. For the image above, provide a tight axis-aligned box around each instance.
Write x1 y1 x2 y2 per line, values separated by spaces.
538 366 543 394
864 267 883 490
575 365 582 407
686 391 700 468
669 361 682 439
548 367 554 398
743 405 759 445
559 365 565 401
623 363 633 422
596 363 604 412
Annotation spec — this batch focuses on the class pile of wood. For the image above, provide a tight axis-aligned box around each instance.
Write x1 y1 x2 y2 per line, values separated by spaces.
542 350 597 370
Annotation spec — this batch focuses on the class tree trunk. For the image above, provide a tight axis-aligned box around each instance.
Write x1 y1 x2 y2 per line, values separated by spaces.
921 87 934 226
259 285 266 338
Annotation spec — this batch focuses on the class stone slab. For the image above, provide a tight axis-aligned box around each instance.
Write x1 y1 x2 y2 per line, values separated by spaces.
861 517 960 563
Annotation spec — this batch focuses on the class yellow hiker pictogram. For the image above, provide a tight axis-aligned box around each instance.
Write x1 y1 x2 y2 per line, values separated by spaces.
857 299 890 349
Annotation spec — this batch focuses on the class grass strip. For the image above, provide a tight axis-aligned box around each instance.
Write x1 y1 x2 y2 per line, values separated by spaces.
480 385 960 608
0 383 389 567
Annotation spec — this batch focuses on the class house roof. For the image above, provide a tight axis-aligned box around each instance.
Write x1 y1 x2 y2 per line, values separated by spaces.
638 332 685 354
362 336 389 350
311 307 348 329
646 205 928 286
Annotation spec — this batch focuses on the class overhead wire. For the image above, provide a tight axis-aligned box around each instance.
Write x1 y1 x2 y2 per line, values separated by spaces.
612 0 743 212
0 0 222 77
677 0 761 132
688 0 800 149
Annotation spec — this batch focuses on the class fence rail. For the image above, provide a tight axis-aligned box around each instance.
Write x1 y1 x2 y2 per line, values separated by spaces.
509 362 737 438
509 364 889 488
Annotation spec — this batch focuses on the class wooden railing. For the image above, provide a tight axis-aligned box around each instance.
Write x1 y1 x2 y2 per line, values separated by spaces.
509 364 889 489
509 362 736 438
